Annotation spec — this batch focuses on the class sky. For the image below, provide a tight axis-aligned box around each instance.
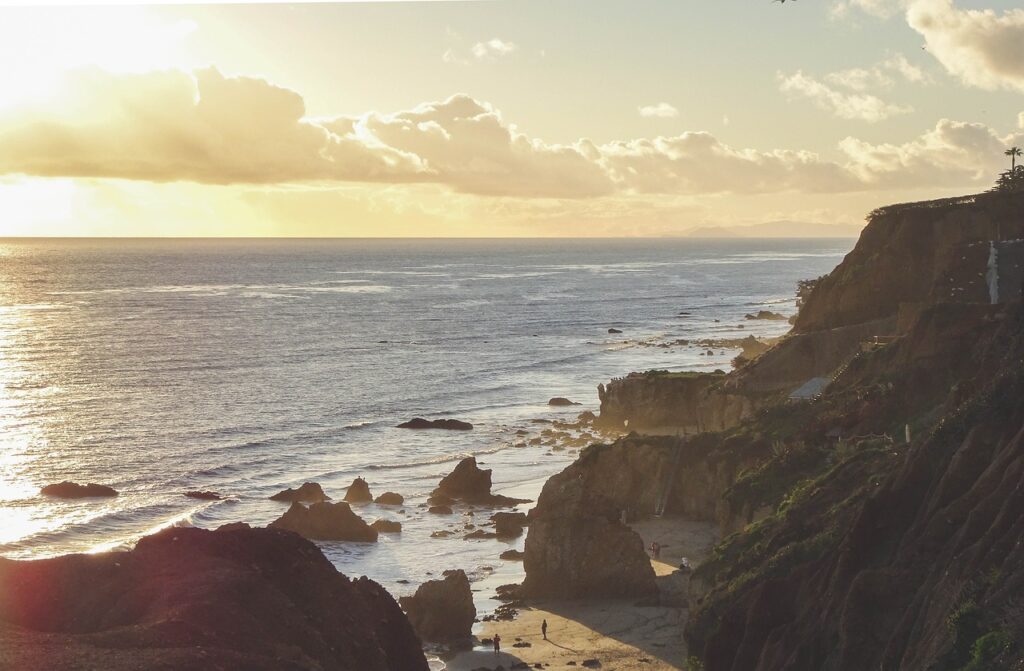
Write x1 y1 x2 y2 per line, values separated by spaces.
0 0 1022 237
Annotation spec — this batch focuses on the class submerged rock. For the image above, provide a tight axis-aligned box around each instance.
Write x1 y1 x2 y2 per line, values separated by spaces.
428 505 453 515
40 482 118 498
371 519 402 533
500 549 525 561
430 457 530 507
744 310 788 321
397 417 473 431
548 397 581 406
184 490 222 501
399 569 476 643
375 491 405 505
344 477 373 503
269 501 378 542
0 525 427 670
269 482 330 503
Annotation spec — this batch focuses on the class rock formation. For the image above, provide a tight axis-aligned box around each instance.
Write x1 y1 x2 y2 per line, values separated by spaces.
371 519 402 533
523 465 657 599
491 511 528 538
397 418 473 430
399 569 476 643
269 501 378 542
343 477 373 503
184 490 222 500
430 457 529 506
375 491 404 505
0 525 427 670
548 397 580 406
269 482 330 503
40 482 118 498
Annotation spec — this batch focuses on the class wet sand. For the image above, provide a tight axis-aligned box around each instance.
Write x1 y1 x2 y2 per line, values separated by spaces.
445 516 718 671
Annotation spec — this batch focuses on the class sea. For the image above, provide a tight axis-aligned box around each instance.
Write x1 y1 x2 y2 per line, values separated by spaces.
0 237 852 623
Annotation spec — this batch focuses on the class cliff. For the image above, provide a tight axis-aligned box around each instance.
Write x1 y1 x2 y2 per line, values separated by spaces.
0 525 428 671
525 190 1024 670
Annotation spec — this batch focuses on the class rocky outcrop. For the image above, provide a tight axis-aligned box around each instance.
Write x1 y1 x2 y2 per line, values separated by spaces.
794 191 1024 333
430 457 529 506
399 570 476 643
343 477 373 503
596 371 726 433
40 482 117 498
269 482 330 503
491 512 528 538
184 490 222 500
371 519 402 533
548 397 580 406
375 491 404 505
744 310 787 321
397 418 473 430
0 525 428 670
523 455 657 599
269 502 378 542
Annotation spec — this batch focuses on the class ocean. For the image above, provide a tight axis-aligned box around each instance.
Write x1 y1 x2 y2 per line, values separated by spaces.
0 237 851 618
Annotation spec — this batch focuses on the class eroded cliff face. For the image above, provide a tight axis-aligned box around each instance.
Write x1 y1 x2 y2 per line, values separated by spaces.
794 191 1024 333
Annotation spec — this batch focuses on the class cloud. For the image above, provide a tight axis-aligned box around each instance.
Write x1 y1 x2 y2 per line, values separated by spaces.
0 67 427 184
824 53 931 91
638 102 679 118
1019 112 1024 130
779 70 912 121
0 65 1015 201
907 0 1024 91
471 38 517 61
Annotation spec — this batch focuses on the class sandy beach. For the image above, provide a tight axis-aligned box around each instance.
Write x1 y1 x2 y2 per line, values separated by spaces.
445 517 718 671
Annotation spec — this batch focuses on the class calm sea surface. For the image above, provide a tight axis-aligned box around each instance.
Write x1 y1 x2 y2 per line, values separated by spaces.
0 237 852 615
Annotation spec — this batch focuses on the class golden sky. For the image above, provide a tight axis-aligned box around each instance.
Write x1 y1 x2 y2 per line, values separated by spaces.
0 1 1022 237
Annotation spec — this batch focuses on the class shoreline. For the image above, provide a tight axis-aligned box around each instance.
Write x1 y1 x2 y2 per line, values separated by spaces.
444 516 719 671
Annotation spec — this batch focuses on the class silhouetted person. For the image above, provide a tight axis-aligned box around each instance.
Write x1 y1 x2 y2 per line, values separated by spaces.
542 619 548 640
493 634 501 654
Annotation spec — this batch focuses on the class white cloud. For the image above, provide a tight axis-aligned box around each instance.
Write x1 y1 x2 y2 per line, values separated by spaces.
471 38 518 61
638 102 679 119
1019 112 1024 130
779 70 912 121
0 65 1016 200
907 0 1024 91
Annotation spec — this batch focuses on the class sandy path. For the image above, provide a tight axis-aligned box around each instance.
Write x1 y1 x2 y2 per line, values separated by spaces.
444 516 718 671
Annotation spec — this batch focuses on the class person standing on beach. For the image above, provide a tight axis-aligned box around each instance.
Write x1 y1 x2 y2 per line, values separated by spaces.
542 619 548 640
493 634 501 654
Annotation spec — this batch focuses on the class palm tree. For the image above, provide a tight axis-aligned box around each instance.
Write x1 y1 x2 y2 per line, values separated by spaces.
1005 146 1022 171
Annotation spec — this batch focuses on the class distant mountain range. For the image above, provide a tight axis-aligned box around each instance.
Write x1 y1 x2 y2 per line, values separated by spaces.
683 220 862 238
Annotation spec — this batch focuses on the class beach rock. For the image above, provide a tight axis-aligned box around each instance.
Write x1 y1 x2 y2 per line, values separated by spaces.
375 491 405 505
399 569 475 643
607 328 623 334
269 481 330 503
40 482 118 498
184 490 222 500
397 417 473 431
582 660 602 668
269 501 378 542
344 477 373 503
428 505 453 515
548 397 580 406
577 410 597 424
491 512 528 538
500 549 525 561
744 310 788 321
523 467 656 599
431 530 454 538
464 530 498 540
0 525 427 670
430 457 530 506
371 519 402 533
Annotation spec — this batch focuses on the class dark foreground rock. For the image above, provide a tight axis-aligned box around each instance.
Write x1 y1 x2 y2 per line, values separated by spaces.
430 457 530 506
343 477 373 503
399 569 475 643
491 512 528 538
375 491 405 505
269 502 378 542
40 482 118 498
269 482 330 503
397 418 473 430
0 525 428 671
